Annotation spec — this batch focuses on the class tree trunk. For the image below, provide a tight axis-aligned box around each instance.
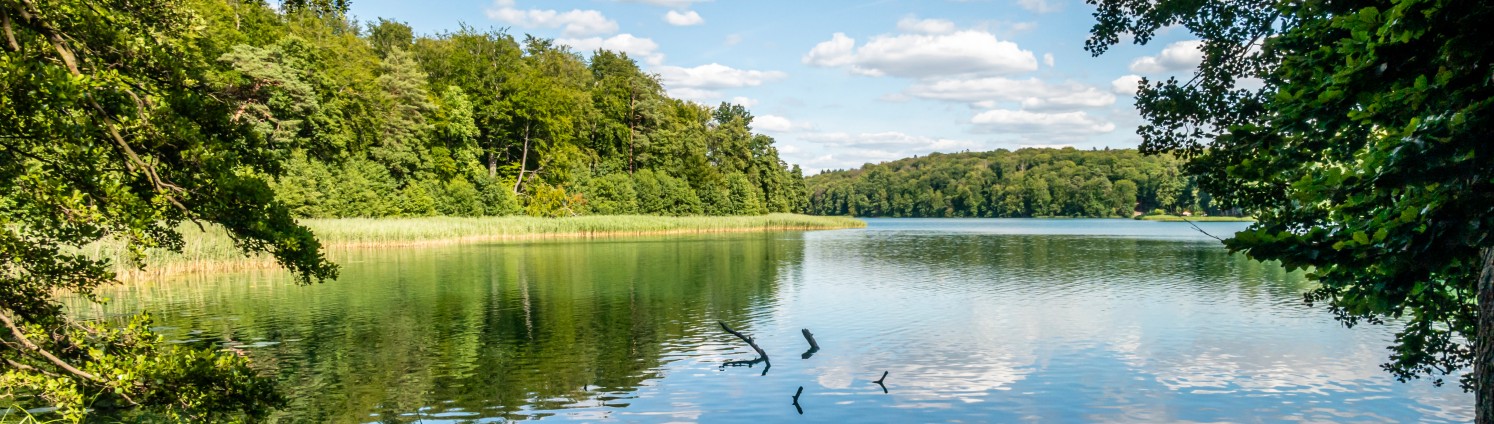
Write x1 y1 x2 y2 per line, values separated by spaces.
628 82 636 174
486 148 497 178
512 123 530 194
1478 247 1494 424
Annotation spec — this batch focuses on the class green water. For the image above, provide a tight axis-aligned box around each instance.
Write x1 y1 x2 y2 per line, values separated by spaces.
78 219 1471 422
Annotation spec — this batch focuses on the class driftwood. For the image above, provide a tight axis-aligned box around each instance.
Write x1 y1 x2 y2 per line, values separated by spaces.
718 321 769 363
873 371 889 393
800 328 820 359
718 321 770 375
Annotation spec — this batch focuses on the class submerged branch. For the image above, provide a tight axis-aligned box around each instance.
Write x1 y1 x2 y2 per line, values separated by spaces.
718 321 769 364
800 328 820 359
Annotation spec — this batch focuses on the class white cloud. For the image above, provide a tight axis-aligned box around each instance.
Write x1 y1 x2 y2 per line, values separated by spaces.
558 34 665 65
905 77 1115 110
1043 53 1054 67
801 131 977 151
803 33 857 68
971 110 1116 134
755 115 812 133
486 0 617 37
664 10 703 26
1129 40 1204 74
803 30 1037 78
616 0 704 7
1110 74 1144 95
656 63 787 89
788 136 988 173
667 87 722 103
729 96 758 107
1017 0 1061 13
896 16 956 34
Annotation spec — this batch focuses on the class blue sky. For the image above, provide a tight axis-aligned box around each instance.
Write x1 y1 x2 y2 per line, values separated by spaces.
347 0 1203 173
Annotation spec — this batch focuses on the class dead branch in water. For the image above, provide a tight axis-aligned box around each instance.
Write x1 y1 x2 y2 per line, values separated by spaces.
800 328 820 359
718 321 769 364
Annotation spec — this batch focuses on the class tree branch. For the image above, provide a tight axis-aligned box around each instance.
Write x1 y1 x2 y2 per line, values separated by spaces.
14 0 197 225
718 321 769 364
0 310 102 383
1 10 18 52
800 328 820 359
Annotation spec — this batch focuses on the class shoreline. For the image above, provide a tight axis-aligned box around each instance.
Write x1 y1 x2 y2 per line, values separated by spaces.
95 214 865 280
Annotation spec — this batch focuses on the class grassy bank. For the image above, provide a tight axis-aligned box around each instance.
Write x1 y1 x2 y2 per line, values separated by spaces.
1138 214 1255 222
86 214 864 278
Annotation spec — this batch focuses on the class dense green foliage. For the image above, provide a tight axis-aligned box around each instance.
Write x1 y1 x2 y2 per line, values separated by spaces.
182 3 806 219
1 0 341 420
805 148 1231 218
1087 0 1494 406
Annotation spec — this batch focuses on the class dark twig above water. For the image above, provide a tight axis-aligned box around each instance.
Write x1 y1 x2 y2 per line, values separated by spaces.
719 321 769 364
800 328 820 359
873 371 889 393
1179 215 1225 242
718 321 770 375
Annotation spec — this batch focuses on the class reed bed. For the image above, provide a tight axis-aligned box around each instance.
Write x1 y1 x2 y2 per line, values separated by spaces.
81 214 864 278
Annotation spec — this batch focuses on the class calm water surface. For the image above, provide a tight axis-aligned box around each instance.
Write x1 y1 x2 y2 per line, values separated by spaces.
80 218 1472 422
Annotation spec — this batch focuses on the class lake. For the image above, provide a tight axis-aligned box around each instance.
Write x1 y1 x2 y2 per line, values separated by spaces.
79 218 1472 422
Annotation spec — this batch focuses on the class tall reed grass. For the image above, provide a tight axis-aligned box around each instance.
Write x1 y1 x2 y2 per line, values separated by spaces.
81 214 864 278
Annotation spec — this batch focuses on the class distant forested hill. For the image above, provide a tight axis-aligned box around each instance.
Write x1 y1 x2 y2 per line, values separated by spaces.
805 148 1235 218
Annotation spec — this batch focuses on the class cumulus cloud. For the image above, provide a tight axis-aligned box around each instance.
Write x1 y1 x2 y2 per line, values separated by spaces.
754 115 812 133
1043 53 1054 67
558 34 665 65
971 110 1116 134
803 33 857 68
729 96 758 107
803 30 1037 78
905 77 1115 110
1017 0 1061 13
666 87 723 103
486 0 617 36
655 64 786 103
615 0 704 7
656 63 787 89
896 16 956 34
664 10 704 26
801 131 977 152
1129 40 1204 74
1110 74 1144 95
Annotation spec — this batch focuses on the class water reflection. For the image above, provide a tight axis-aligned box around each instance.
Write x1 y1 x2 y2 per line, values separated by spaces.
79 233 801 422
73 219 1471 422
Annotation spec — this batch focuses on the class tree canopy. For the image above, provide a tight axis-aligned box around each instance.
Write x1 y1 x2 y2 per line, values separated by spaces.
229 14 809 220
1087 0 1494 418
0 0 338 419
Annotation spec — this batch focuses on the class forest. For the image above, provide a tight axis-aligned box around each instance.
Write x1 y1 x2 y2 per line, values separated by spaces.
191 0 807 219
804 148 1233 218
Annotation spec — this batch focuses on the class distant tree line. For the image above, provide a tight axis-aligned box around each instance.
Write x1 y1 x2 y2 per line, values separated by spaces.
192 1 806 219
805 148 1235 218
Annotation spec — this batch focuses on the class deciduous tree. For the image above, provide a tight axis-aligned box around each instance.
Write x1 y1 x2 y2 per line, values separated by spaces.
1087 0 1494 418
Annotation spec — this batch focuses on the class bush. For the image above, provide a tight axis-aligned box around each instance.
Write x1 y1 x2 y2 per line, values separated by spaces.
586 173 638 215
